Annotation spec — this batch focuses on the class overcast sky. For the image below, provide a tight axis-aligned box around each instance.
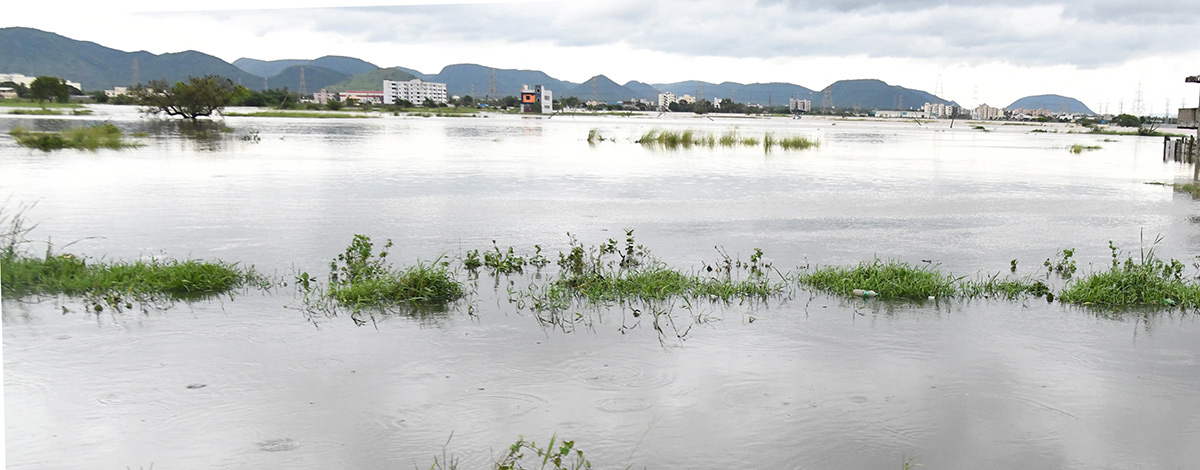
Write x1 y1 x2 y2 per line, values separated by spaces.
6 0 1200 113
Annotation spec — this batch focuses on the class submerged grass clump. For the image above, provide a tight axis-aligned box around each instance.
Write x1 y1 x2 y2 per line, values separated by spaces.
773 135 820 151
541 231 785 306
960 274 1052 300
9 123 141 151
225 111 372 118
586 128 607 143
1145 181 1200 198
1 255 259 301
8 109 62 115
797 259 957 300
0 205 262 305
636 127 818 151
1069 144 1102 154
320 235 463 308
1059 239 1200 308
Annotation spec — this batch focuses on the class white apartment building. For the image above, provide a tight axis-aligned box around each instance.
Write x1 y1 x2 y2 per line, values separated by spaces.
922 102 948 118
973 103 1005 120
789 98 811 113
383 79 448 105
658 92 677 109
312 89 336 105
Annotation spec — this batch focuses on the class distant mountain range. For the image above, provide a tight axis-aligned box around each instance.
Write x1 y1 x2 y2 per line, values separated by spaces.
1006 94 1095 115
1 26 1083 112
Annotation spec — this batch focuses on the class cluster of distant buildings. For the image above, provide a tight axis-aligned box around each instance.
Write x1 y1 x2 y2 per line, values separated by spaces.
872 102 1090 121
310 78 449 106
0 72 84 99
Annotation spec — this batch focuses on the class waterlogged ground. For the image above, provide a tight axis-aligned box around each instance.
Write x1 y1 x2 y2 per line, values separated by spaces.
3 106 1200 469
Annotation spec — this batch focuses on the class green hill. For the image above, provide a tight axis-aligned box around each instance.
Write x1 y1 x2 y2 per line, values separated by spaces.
1006 94 1095 114
564 75 641 102
325 68 417 92
623 81 661 101
819 79 955 111
424 64 576 99
0 27 260 91
265 66 350 93
234 56 378 78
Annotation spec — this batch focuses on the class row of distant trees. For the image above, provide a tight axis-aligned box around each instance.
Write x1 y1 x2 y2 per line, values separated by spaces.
4 75 1177 127
3 74 801 117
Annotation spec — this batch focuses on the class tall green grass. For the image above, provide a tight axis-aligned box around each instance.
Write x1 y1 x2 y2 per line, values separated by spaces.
0 100 81 108
224 111 372 118
319 235 464 308
1 255 260 301
8 109 62 115
636 128 818 151
1059 241 1200 307
542 231 784 306
797 259 957 300
10 123 141 151
1 205 264 308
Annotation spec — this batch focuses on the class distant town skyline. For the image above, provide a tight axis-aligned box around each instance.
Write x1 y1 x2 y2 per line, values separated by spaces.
4 0 1199 116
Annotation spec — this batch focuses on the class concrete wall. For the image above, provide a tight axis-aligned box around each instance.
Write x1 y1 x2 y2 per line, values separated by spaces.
1180 108 1198 129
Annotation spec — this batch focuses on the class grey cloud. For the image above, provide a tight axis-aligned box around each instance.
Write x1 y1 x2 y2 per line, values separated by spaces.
239 0 1200 68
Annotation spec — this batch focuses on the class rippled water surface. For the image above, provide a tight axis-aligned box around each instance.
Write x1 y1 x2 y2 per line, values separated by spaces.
3 107 1200 469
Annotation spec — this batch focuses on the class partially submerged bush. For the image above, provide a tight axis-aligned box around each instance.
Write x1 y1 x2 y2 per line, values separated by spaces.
1060 240 1200 307
324 234 464 307
547 230 784 304
10 123 141 151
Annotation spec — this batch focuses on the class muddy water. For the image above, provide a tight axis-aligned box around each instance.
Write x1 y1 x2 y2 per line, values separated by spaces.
3 107 1200 469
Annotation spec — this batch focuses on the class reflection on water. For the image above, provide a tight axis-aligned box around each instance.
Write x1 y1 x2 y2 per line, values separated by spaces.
3 107 1200 469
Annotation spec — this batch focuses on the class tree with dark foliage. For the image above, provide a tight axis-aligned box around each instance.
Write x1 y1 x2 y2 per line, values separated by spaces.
137 76 247 120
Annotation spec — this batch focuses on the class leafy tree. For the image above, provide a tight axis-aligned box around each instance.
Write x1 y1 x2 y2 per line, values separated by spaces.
29 76 69 103
1113 113 1141 127
90 91 109 103
458 95 474 107
325 99 343 111
137 76 248 120
422 97 436 108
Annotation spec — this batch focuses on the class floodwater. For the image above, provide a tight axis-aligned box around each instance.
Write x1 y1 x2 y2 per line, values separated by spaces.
3 106 1199 469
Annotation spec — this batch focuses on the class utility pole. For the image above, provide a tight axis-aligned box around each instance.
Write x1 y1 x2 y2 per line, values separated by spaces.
487 68 497 101
299 67 306 96
131 57 139 86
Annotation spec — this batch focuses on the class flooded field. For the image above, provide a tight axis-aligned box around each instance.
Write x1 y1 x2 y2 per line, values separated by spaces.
3 106 1200 469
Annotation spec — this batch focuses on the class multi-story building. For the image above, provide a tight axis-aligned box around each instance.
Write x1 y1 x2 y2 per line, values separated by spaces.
973 103 1005 120
677 94 695 104
520 85 553 114
339 90 384 104
922 102 946 118
383 79 448 105
789 98 812 113
658 92 677 109
312 89 336 105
